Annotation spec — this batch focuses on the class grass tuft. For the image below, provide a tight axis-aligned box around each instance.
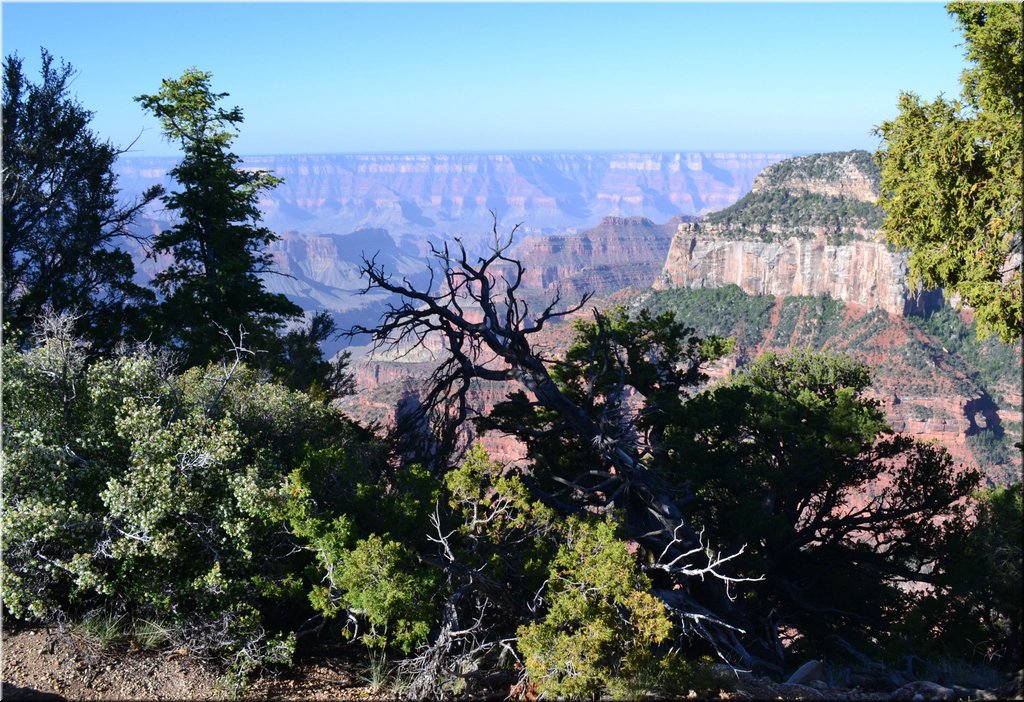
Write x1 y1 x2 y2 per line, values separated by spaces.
75 611 126 650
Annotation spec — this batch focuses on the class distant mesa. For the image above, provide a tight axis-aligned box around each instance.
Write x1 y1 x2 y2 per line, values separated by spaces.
116 151 791 244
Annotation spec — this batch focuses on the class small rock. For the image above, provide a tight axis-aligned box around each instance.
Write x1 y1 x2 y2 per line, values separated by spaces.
787 659 827 686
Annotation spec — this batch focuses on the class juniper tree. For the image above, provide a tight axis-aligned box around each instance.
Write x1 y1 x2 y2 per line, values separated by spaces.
2 50 160 351
875 2 1022 342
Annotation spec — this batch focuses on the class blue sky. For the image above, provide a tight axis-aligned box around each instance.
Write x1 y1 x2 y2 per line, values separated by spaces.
3 2 966 156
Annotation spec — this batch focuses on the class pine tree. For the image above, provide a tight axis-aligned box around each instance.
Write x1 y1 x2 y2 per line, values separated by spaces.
136 69 301 366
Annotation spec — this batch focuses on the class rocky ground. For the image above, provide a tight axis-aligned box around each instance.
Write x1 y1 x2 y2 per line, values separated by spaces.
3 625 1021 701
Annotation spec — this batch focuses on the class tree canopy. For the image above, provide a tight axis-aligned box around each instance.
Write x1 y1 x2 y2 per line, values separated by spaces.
2 50 160 351
874 2 1022 343
135 69 302 366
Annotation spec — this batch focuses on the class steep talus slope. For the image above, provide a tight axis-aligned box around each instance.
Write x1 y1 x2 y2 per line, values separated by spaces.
637 286 1022 485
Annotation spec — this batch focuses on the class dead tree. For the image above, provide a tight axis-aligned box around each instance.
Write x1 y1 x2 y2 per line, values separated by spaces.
351 225 704 540
351 222 766 670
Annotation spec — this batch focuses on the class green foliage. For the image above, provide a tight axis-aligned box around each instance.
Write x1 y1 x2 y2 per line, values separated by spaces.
666 351 980 660
704 189 883 243
484 306 729 502
133 618 174 650
135 69 302 366
0 319 375 683
966 430 1013 470
894 484 1022 669
260 311 354 402
280 443 440 655
701 152 883 245
773 295 846 349
443 443 558 590
2 50 160 351
910 305 1022 399
875 2 1023 342
517 517 676 699
908 305 1021 471
363 649 395 693
75 611 128 650
639 286 847 356
755 150 881 189
556 305 730 408
640 285 776 350
332 535 437 653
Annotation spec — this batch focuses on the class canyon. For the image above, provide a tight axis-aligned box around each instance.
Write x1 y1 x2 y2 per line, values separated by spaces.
335 151 1020 483
115 150 1020 483
119 151 788 355
116 151 791 246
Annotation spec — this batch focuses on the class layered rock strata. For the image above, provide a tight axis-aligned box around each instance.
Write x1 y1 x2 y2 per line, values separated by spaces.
511 216 684 299
116 152 791 244
657 233 927 315
655 150 942 316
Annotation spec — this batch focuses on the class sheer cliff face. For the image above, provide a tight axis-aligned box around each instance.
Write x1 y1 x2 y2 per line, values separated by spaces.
115 152 790 242
656 150 938 315
658 235 918 315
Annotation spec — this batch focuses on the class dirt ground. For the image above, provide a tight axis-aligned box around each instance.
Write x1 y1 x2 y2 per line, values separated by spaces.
2 624 1020 701
1 625 388 701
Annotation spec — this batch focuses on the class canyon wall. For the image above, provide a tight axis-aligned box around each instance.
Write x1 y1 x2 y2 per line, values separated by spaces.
655 150 942 316
115 152 790 245
657 231 922 315
510 215 684 299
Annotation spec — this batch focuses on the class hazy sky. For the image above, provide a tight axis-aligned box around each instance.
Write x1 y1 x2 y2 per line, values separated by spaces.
3 2 966 156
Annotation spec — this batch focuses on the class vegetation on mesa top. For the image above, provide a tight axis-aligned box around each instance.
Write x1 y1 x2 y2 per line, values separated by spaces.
701 150 883 244
755 149 880 190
